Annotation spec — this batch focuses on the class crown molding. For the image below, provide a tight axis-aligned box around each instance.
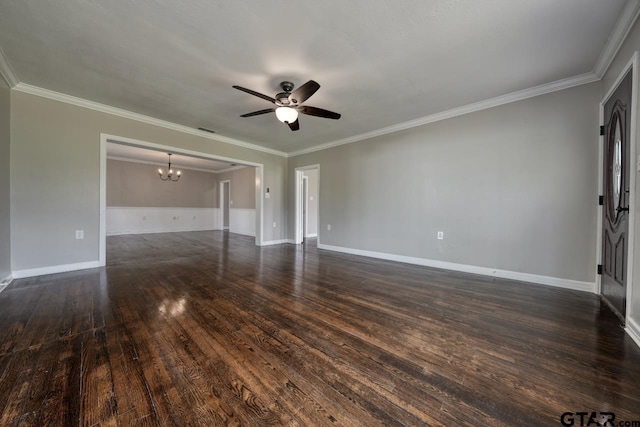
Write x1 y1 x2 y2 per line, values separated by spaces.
288 72 599 157
593 0 640 78
12 83 288 158
0 45 18 88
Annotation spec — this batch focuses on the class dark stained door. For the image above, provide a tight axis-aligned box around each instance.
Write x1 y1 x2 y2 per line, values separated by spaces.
601 69 632 322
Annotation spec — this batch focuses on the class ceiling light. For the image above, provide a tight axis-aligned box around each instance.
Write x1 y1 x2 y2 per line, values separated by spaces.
158 153 182 182
275 107 298 124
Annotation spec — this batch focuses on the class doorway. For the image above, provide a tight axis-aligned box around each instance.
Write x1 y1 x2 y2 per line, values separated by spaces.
295 165 319 245
598 53 638 324
99 133 266 265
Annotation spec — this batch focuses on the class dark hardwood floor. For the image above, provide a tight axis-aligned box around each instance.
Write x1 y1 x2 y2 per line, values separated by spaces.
0 231 638 426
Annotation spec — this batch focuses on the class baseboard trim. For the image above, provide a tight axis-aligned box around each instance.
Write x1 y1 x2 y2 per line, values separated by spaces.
0 272 12 286
12 261 101 279
317 243 596 293
261 239 288 246
305 233 318 238
626 317 640 349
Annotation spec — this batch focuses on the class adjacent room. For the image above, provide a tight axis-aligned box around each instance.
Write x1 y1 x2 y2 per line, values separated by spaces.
0 1 640 425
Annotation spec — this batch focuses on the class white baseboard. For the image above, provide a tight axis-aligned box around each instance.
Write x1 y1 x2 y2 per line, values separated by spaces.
0 272 12 286
12 261 101 279
261 239 288 246
626 317 640 349
305 233 318 238
317 243 596 293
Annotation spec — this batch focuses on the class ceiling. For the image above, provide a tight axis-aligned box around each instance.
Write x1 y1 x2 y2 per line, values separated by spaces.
107 143 248 173
0 0 631 154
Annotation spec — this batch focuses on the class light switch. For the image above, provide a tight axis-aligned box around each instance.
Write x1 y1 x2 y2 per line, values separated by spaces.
75 230 84 239
309 196 314 201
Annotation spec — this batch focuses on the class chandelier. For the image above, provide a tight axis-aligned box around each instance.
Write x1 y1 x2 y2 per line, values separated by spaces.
158 153 181 182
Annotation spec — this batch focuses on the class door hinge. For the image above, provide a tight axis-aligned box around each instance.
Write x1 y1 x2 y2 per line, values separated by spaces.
599 195 604 205
600 125 605 136
597 264 603 275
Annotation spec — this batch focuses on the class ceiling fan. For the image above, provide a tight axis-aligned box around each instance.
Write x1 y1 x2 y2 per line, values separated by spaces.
232 80 341 131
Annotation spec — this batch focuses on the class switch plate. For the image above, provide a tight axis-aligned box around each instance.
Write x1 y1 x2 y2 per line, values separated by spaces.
327 224 331 231
273 222 276 228
75 230 84 239
310 196 314 201
437 231 444 240
265 193 270 199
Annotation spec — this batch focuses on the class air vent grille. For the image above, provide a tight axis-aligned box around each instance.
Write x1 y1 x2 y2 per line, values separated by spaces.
197 127 216 134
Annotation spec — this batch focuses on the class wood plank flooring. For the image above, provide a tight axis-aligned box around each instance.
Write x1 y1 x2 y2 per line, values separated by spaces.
0 231 638 426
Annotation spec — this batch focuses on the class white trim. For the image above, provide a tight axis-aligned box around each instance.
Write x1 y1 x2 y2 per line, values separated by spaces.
318 243 596 293
219 179 230 231
14 83 287 157
594 0 640 78
107 155 239 174
99 137 107 265
288 73 599 157
626 317 640 348
0 272 12 285
305 233 318 238
302 176 309 238
294 165 320 244
0 45 17 88
255 166 264 246
596 51 639 322
261 239 288 246
12 261 101 279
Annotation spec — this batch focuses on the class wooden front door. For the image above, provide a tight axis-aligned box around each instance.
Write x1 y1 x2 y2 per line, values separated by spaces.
601 69 632 322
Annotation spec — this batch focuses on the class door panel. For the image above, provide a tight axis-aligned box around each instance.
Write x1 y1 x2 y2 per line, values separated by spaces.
601 69 632 321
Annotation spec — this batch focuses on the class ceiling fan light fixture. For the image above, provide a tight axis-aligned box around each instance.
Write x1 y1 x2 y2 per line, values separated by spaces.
275 106 298 124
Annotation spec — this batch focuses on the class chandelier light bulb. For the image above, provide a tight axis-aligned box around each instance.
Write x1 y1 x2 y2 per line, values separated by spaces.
158 153 182 182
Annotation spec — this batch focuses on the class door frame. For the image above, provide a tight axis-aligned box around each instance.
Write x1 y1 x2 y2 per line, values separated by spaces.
294 164 320 245
302 176 309 237
596 51 638 324
99 133 265 266
219 180 231 230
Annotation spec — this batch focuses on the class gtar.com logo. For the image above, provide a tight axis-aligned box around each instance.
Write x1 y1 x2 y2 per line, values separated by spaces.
560 412 615 426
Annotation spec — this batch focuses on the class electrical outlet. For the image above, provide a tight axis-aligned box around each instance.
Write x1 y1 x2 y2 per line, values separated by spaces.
230 200 233 205
273 222 277 228
75 230 84 240
437 231 444 240
327 224 331 231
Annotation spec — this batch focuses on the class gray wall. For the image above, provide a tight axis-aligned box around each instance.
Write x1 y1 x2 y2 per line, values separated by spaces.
288 82 601 283
603 17 640 328
0 78 10 280
107 159 217 208
304 169 318 236
10 91 287 271
217 167 256 209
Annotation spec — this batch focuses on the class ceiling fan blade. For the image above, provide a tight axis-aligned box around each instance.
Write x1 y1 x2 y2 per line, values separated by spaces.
299 106 341 120
288 119 300 131
289 80 320 104
232 85 276 104
240 108 275 117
